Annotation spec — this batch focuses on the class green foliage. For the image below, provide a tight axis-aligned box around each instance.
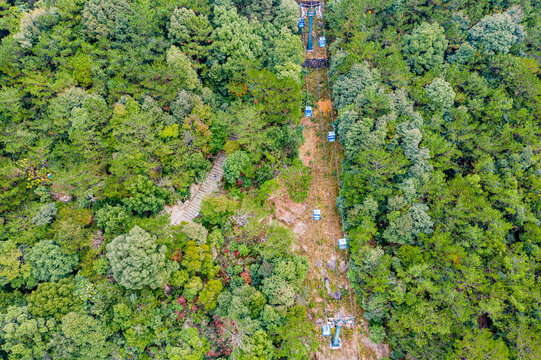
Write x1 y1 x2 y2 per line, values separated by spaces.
0 306 54 360
28 278 82 320
453 328 510 360
198 279 223 310
33 185 51 203
468 6 525 55
27 240 78 282
183 276 203 302
181 222 208 245
94 204 131 234
32 202 57 226
0 240 32 288
280 161 311 202
168 7 213 69
261 257 308 308
123 176 168 216
55 312 110 360
402 22 448 74
106 226 178 289
200 194 240 227
276 305 318 359
82 0 132 41
166 327 209 360
166 45 201 91
425 78 456 111
223 150 252 184
14 7 58 48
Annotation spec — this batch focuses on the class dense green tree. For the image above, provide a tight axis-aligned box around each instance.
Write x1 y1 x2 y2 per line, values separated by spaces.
0 306 54 360
402 22 448 74
82 0 133 41
0 240 32 288
26 240 77 282
275 305 318 359
106 225 178 289
28 278 82 320
168 7 213 68
122 176 168 216
223 150 252 184
51 312 111 360
468 6 525 55
94 204 131 234
453 328 510 360
31 202 57 226
425 77 456 111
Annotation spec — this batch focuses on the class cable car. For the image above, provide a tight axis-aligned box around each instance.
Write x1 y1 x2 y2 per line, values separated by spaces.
305 106 312 117
313 208 321 221
327 131 335 142
318 36 326 48
338 238 347 250
298 17 305 29
322 324 331 337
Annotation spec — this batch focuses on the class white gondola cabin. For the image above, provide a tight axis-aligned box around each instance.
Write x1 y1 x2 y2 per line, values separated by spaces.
327 131 335 142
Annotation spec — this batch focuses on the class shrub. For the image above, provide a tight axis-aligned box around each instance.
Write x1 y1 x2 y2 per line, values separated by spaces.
32 203 57 226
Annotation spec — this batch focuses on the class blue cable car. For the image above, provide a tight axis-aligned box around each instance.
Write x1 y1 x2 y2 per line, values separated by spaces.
327 131 335 142
313 209 321 221
298 17 305 29
318 36 326 48
338 238 347 250
305 106 312 117
322 324 331 337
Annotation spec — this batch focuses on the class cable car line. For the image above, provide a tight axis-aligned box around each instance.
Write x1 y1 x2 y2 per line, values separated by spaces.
300 1 360 357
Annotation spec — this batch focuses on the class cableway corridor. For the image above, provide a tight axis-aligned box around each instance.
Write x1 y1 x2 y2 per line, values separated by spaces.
298 2 364 359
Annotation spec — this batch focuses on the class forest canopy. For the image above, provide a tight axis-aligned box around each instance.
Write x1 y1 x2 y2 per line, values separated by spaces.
327 0 541 358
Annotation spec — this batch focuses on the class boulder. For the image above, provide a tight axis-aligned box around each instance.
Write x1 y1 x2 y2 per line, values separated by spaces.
326 258 336 270
293 222 308 235
339 260 347 273
330 290 342 300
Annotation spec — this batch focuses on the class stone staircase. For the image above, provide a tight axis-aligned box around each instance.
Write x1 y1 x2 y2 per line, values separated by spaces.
170 151 227 225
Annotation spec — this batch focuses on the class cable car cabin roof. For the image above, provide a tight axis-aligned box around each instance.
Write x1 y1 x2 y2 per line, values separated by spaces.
299 1 321 8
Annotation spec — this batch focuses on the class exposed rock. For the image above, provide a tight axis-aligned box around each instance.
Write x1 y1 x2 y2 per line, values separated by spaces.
211 246 218 261
315 259 322 267
163 284 172 296
339 260 347 273
91 230 104 250
301 245 308 252
53 192 72 203
330 290 342 300
314 318 324 326
324 277 331 294
319 268 327 277
293 222 308 235
326 258 336 270
274 198 306 224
